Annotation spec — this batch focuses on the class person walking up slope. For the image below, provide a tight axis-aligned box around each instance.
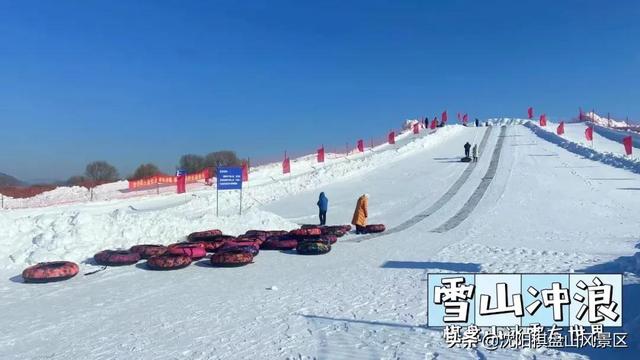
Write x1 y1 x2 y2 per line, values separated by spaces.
472 144 478 162
317 192 328 225
464 142 471 158
351 194 369 234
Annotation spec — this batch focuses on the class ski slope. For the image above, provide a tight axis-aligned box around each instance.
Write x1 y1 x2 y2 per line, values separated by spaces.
1 122 640 359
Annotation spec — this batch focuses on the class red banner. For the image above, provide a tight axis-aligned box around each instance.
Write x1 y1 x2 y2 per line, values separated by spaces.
388 131 395 144
556 121 565 135
357 139 364 152
317 147 325 163
528 107 534 119
413 123 420 134
585 126 593 141
282 157 290 174
623 136 633 155
442 110 448 123
539 114 547 127
241 160 249 181
462 113 468 124
128 168 211 190
430 119 437 130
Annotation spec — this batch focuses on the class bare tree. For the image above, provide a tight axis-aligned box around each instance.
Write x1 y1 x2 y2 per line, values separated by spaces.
131 163 161 180
85 161 119 183
204 150 241 173
178 154 205 173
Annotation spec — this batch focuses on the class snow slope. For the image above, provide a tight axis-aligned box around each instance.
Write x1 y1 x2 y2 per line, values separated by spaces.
1 122 640 359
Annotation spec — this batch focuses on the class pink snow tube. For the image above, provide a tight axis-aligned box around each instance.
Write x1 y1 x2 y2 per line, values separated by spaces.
22 261 79 283
129 244 167 259
365 224 386 233
187 229 223 242
289 227 322 237
94 250 141 266
167 243 207 260
260 235 298 250
146 254 192 270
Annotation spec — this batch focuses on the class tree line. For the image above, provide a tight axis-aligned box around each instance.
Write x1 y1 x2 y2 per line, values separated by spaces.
66 151 242 186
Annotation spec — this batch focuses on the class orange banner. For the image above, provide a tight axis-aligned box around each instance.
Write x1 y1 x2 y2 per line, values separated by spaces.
128 168 212 190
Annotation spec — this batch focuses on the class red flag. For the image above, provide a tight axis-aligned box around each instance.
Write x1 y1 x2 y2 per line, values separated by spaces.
462 113 468 124
539 114 547 127
430 119 437 130
388 131 395 145
528 107 534 119
585 126 593 141
556 121 565 135
623 136 633 155
317 146 325 163
413 123 420 134
357 139 364 152
282 157 290 174
442 110 448 123
241 160 249 181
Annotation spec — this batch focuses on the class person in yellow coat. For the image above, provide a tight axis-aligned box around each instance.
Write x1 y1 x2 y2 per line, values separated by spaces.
351 194 369 234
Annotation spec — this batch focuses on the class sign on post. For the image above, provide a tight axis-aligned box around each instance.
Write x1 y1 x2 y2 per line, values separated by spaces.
216 167 243 216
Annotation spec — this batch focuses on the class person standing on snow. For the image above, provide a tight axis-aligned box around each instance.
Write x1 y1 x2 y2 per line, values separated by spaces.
475 118 480 127
351 194 369 234
472 144 478 162
317 192 328 225
464 142 471 158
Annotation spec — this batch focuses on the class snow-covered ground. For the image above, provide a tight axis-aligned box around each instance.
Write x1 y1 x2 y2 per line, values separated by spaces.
1 121 639 359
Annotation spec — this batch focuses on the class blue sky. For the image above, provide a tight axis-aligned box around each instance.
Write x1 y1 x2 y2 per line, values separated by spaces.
1 0 638 181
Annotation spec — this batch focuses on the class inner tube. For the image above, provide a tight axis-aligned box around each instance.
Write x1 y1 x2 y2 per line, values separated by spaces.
321 226 347 237
210 249 254 267
146 254 192 270
217 244 259 256
298 236 332 245
187 229 223 242
244 230 268 238
167 243 207 260
260 236 298 250
94 250 141 266
289 228 322 237
22 261 79 283
265 230 288 237
296 241 331 255
192 241 224 252
365 224 386 233
237 234 266 245
129 244 167 259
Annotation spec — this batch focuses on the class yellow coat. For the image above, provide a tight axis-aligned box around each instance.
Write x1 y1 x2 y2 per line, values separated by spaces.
351 195 368 226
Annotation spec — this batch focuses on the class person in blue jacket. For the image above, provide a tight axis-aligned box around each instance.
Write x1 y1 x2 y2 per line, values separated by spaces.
317 192 328 225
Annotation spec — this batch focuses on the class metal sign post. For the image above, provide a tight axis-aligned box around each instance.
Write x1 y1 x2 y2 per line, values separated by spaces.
216 167 243 216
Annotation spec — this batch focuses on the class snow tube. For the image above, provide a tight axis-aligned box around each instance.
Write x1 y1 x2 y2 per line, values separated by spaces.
22 261 79 283
290 227 322 237
365 224 386 233
237 234 266 244
94 250 141 266
296 241 331 255
146 254 192 270
210 249 254 267
187 229 223 242
265 230 288 237
167 243 207 260
298 236 332 246
321 226 347 237
244 230 268 238
323 235 338 244
260 235 298 250
193 241 224 252
129 244 167 259
217 243 259 256
461 156 472 163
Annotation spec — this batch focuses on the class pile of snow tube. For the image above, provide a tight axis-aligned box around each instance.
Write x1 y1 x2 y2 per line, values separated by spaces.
296 240 331 255
146 254 192 270
22 261 79 283
210 249 254 267
94 250 141 266
365 224 386 233
167 243 207 260
130 244 167 259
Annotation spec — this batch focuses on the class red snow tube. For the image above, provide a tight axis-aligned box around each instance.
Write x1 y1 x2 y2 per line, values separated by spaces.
323 235 338 244
192 241 224 252
298 236 332 246
22 261 79 283
297 241 331 255
168 243 207 260
321 226 347 237
289 227 322 237
146 254 192 270
265 230 288 237
187 229 223 242
365 224 386 233
217 242 259 256
210 249 254 267
94 250 141 266
129 244 167 259
244 230 269 238
260 235 298 250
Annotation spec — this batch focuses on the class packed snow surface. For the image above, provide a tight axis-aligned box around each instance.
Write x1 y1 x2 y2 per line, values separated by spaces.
1 121 640 359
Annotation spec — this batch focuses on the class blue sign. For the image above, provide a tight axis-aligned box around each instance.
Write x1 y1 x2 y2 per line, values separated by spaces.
176 169 186 176
216 167 243 190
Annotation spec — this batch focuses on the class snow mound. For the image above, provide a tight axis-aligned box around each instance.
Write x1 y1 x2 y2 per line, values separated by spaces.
584 111 630 128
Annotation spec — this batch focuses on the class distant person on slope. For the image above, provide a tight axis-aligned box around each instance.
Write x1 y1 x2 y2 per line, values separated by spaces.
352 194 369 234
424 117 429 128
317 192 328 226
475 118 480 127
464 142 471 158
472 144 478 162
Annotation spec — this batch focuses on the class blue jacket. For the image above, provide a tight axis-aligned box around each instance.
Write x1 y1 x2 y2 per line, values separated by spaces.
317 192 328 211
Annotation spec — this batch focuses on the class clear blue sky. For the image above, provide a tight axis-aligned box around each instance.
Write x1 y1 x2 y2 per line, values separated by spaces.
1 0 638 181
